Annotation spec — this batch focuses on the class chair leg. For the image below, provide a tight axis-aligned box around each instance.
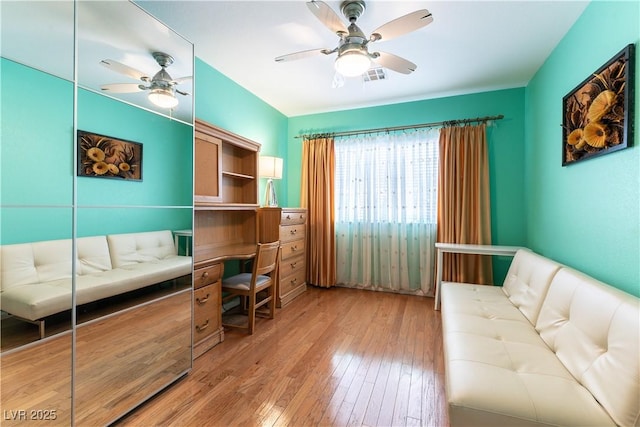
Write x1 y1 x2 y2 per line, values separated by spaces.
268 286 275 319
248 293 256 335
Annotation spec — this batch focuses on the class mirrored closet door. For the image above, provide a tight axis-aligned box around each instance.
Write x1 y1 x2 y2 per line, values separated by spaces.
1 1 76 424
1 1 194 425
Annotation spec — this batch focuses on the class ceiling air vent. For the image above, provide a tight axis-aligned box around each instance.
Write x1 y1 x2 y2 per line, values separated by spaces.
363 67 387 82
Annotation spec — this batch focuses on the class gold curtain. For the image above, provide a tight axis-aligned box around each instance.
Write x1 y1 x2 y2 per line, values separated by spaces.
437 124 494 285
301 137 336 288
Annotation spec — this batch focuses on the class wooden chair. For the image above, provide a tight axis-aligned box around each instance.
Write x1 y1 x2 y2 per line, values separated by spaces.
221 241 280 334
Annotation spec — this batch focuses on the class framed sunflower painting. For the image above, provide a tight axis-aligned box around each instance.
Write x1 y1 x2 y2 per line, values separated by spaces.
562 44 635 166
78 131 143 180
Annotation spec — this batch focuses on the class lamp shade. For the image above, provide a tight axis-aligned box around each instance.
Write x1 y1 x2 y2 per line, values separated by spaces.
334 50 371 77
259 156 283 179
148 87 179 109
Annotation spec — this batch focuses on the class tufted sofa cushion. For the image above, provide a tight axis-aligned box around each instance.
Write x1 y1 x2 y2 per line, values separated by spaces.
536 268 640 427
501 248 562 324
107 230 177 268
1 239 73 290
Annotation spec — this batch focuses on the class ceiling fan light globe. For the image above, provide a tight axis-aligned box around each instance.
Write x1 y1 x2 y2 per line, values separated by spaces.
148 88 179 109
334 51 371 77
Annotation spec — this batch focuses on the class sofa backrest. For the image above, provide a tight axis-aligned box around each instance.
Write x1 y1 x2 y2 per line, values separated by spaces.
107 230 177 268
1 239 72 290
77 236 113 275
0 236 112 290
500 248 563 325
536 267 640 427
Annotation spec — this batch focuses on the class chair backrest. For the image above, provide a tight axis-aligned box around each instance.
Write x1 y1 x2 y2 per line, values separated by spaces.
253 241 280 277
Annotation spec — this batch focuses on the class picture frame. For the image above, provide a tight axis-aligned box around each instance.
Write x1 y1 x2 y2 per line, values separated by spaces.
562 43 635 166
77 130 143 181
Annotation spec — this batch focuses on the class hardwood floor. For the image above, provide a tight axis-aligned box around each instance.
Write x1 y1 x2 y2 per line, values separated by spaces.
118 286 449 427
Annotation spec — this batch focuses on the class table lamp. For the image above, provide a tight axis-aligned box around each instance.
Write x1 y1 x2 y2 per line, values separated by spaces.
259 155 283 207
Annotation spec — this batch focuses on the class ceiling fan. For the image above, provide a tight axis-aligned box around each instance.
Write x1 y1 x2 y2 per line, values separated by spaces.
275 0 433 78
100 51 191 109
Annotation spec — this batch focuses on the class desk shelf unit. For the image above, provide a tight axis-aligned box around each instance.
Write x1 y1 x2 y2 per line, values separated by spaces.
193 119 261 358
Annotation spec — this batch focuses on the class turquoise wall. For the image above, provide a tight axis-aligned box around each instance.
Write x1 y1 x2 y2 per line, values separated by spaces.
194 58 289 205
287 88 527 282
524 1 639 296
1 59 74 207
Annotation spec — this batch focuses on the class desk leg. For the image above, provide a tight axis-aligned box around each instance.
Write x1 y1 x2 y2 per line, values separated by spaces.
435 249 443 311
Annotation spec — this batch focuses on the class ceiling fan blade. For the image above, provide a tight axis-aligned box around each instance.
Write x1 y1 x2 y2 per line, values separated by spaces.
175 89 191 96
370 9 433 42
275 48 334 63
172 76 193 85
100 59 149 81
306 1 347 35
373 52 417 75
100 83 145 93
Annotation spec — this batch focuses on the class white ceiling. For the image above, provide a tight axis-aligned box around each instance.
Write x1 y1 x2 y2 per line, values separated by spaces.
135 0 590 117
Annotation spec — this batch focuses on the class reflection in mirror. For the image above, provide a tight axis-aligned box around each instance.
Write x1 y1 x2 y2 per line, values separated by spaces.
0 58 74 207
0 1 74 81
75 290 191 425
0 333 73 426
76 86 194 208
77 1 194 124
75 207 193 325
75 207 192 424
0 207 74 425
2 0 194 423
1 1 75 422
75 0 194 422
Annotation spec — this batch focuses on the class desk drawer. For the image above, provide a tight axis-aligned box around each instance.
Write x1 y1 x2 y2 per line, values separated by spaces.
194 263 222 289
280 256 305 279
193 283 219 340
281 210 306 225
281 239 305 261
280 224 305 243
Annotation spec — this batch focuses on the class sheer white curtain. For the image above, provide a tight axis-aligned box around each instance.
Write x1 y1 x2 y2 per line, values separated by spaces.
335 129 439 295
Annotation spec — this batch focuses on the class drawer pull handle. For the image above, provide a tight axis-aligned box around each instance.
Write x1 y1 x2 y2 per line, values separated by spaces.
291 262 297 268
291 246 298 251
196 320 209 332
202 271 209 279
196 294 210 305
291 278 297 284
290 229 297 235
286 214 291 219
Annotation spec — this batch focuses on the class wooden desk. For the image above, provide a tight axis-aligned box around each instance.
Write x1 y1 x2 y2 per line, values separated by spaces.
434 243 523 310
192 242 258 359
194 243 256 267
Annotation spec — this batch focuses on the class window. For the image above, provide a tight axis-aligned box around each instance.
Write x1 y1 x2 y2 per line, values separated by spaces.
334 129 439 294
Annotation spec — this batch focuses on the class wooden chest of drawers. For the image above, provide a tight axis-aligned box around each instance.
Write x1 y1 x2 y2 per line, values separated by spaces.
193 261 224 359
258 207 307 307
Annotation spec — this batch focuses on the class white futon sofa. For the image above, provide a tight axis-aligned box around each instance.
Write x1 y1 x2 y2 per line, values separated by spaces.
1 230 191 336
441 248 639 427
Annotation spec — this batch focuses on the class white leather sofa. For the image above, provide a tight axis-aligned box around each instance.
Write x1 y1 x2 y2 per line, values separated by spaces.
441 248 639 427
1 230 191 336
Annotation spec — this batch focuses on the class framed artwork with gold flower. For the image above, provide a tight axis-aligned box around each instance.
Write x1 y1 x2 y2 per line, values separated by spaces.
78 130 142 180
562 43 635 166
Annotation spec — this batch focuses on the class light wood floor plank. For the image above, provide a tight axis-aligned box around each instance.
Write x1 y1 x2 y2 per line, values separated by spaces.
117 286 449 427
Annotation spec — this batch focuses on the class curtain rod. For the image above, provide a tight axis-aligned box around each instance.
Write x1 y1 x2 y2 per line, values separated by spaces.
295 114 504 139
